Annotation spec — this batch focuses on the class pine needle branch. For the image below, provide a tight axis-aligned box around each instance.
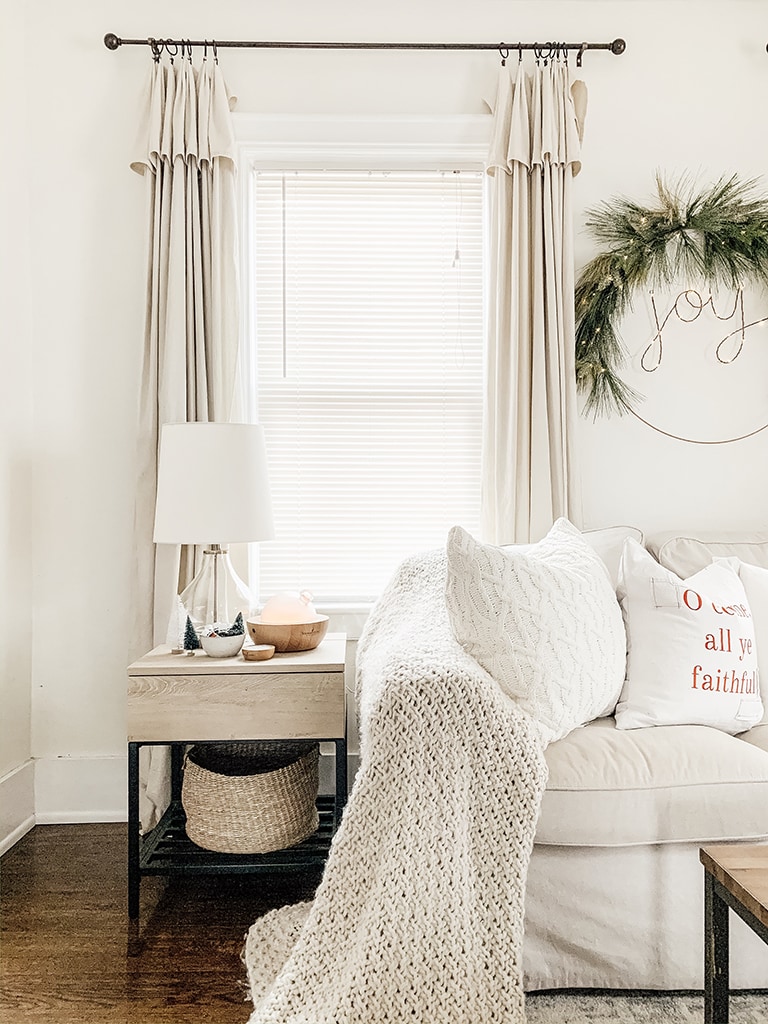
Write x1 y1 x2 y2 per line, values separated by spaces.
575 172 768 415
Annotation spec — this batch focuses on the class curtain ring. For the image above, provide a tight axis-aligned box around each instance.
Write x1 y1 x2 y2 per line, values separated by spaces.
164 39 178 63
212 40 219 64
498 43 509 67
518 42 523 63
577 42 587 68
203 40 208 61
148 37 162 63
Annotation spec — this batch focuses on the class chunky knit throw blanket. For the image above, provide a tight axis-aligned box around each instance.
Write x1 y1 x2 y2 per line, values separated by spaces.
243 549 548 1023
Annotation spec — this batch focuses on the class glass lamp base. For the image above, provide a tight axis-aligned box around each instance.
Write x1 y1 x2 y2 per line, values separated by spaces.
178 545 253 633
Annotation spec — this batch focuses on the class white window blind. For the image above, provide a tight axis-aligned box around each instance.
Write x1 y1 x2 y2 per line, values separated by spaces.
248 168 484 604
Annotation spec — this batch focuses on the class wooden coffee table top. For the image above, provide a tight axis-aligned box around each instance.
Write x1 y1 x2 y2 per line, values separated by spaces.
700 844 768 931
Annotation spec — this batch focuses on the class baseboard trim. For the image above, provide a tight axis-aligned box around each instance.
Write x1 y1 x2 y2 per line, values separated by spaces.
0 813 35 856
0 758 35 854
34 755 127 823
30 751 361 821
318 750 360 794
35 809 128 825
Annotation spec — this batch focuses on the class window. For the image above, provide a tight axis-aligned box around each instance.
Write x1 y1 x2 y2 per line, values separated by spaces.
239 121 487 605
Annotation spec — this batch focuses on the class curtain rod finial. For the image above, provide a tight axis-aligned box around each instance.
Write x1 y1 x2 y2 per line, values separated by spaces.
611 38 626 55
104 33 121 50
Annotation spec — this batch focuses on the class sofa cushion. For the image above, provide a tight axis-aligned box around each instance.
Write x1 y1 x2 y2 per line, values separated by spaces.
581 525 643 590
445 519 626 743
615 539 763 734
739 722 768 754
648 531 768 578
537 716 768 846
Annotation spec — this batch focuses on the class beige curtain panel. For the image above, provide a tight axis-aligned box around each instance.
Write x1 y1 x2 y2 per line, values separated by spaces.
482 60 587 545
129 55 241 829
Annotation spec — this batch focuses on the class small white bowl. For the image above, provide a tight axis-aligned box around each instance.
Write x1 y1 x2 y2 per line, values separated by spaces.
200 633 245 658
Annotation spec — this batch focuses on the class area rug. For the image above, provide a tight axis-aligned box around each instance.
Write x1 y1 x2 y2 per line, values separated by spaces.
525 990 768 1022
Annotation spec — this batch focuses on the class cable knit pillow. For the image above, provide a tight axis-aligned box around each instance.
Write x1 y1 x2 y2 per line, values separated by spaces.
615 539 763 733
444 519 627 743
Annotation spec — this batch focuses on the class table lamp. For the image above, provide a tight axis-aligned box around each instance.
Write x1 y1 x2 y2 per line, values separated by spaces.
153 422 274 631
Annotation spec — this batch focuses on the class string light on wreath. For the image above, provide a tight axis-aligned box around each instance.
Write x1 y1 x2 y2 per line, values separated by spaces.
575 174 768 417
639 287 768 373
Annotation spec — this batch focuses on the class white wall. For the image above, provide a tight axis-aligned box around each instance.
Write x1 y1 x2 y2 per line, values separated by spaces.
24 2 147 822
570 5 768 535
0 3 34 851
3 0 767 829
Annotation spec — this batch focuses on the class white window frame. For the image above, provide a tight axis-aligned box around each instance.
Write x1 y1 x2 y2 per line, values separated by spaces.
233 114 490 629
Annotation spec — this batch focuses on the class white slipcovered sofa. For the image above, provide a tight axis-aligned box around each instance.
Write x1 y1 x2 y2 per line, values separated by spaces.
522 528 768 992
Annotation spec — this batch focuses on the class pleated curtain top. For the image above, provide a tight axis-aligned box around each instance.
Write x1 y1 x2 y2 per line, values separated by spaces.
487 61 586 176
130 57 237 175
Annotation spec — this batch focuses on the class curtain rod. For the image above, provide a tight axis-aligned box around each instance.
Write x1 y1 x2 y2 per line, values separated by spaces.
103 33 626 67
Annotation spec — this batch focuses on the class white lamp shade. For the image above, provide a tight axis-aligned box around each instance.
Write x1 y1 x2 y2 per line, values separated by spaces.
153 423 274 544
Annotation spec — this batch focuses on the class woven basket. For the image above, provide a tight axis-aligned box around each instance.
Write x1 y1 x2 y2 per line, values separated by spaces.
181 741 320 854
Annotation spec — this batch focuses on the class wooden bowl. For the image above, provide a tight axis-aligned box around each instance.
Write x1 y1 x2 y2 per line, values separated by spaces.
246 615 329 653
242 644 276 662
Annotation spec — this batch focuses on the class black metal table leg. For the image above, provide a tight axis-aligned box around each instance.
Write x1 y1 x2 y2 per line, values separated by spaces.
127 742 141 920
334 737 348 829
705 871 730 1023
170 742 184 800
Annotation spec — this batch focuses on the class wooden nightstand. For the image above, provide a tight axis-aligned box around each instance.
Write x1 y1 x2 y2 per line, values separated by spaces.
126 633 347 921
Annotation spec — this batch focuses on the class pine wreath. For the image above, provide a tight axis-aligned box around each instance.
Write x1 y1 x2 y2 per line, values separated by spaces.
575 174 768 417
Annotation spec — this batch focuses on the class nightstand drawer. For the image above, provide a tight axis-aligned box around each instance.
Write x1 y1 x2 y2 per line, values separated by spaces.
127 670 345 741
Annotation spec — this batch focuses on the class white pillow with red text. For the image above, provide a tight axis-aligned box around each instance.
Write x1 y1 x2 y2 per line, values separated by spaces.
616 539 763 733
716 557 768 726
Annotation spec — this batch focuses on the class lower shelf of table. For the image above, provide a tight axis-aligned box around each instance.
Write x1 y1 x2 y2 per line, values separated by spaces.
138 796 337 875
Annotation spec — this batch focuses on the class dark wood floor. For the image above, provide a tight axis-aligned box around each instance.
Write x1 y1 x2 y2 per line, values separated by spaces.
0 823 322 1024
